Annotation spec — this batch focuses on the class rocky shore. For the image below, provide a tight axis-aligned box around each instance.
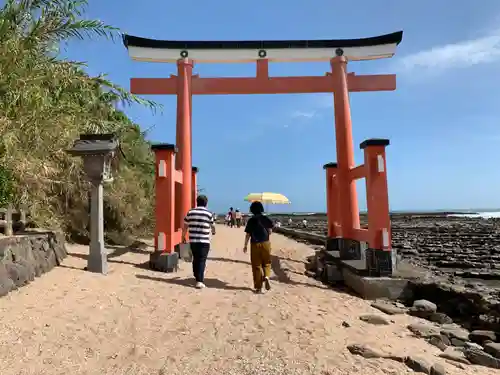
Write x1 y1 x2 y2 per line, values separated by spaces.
274 213 500 281
347 299 500 371
272 213 500 338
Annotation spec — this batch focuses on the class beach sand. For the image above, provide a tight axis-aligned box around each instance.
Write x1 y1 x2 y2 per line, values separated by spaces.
0 225 495 374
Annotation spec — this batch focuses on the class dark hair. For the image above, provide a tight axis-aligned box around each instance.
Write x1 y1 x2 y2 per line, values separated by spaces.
229 207 233 211
197 195 208 207
249 201 264 215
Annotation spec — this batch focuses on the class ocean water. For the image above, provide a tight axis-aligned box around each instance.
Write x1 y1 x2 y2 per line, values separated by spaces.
231 209 500 218
448 211 500 219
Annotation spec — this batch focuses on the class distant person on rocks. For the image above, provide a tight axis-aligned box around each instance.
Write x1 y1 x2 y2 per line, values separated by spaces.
182 195 215 289
243 201 274 294
275 220 281 228
288 218 293 225
302 219 308 228
235 209 242 227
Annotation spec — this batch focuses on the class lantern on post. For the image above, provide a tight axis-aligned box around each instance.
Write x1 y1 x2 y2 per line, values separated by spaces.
66 133 119 275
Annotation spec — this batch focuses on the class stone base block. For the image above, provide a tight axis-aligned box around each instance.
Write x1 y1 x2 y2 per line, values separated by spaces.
339 238 362 261
87 251 108 275
326 237 340 255
342 267 409 300
366 248 393 276
325 263 343 283
149 251 179 273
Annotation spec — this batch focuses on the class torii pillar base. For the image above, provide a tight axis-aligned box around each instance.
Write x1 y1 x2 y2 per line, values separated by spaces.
149 251 179 273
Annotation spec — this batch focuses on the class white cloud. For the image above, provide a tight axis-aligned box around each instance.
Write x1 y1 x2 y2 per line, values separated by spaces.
290 110 317 119
283 94 332 127
397 29 500 72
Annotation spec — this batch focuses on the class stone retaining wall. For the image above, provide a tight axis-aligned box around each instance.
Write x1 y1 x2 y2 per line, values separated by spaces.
0 231 67 297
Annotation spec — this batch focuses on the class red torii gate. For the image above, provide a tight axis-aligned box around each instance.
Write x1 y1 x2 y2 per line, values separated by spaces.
122 31 403 275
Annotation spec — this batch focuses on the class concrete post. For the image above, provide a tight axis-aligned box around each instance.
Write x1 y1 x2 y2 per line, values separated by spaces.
88 181 107 274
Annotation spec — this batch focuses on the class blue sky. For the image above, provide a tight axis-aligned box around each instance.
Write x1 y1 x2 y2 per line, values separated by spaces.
63 0 500 213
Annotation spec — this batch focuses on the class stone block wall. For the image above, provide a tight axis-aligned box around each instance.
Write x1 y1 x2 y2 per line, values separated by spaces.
0 231 67 297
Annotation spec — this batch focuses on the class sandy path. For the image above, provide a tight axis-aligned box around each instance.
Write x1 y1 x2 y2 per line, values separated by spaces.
0 225 495 375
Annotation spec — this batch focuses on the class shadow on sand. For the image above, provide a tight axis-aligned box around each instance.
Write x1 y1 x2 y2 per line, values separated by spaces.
135 275 252 292
208 255 328 290
66 246 351 295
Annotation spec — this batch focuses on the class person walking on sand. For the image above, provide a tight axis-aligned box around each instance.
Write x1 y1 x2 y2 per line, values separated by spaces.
235 209 242 228
243 201 274 294
229 207 236 228
182 195 215 289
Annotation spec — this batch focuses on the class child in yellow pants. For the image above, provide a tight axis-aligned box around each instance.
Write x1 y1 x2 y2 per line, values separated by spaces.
243 201 274 293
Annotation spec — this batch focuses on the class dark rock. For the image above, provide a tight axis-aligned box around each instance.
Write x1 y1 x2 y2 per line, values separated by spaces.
413 299 437 313
346 344 385 359
409 307 433 319
469 330 496 345
440 328 470 342
371 301 407 315
359 314 391 325
484 342 500 359
450 338 466 347
464 341 483 351
430 363 446 375
408 323 440 338
428 312 453 324
428 335 448 351
346 344 405 363
439 347 471 365
404 355 432 373
342 321 350 328
464 348 500 369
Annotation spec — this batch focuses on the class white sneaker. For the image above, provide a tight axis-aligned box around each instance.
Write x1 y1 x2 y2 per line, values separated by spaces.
195 282 206 289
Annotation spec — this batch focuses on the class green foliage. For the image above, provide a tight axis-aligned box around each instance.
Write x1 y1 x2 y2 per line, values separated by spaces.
0 166 14 207
0 0 160 241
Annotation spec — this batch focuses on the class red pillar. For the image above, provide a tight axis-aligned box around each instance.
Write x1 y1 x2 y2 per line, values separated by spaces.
362 139 391 250
176 59 193 222
361 138 393 275
331 56 360 238
191 166 198 208
151 144 177 253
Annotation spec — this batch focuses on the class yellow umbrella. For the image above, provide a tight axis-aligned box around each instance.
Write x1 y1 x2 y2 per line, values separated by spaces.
244 192 291 212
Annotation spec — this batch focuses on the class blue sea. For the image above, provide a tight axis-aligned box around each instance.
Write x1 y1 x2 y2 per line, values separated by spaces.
272 209 500 219
448 211 500 219
221 209 500 219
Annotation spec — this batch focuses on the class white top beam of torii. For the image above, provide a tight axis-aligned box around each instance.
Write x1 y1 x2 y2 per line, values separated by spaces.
122 31 403 64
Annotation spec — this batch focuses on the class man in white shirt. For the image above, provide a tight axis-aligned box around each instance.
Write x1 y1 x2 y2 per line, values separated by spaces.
182 195 215 289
